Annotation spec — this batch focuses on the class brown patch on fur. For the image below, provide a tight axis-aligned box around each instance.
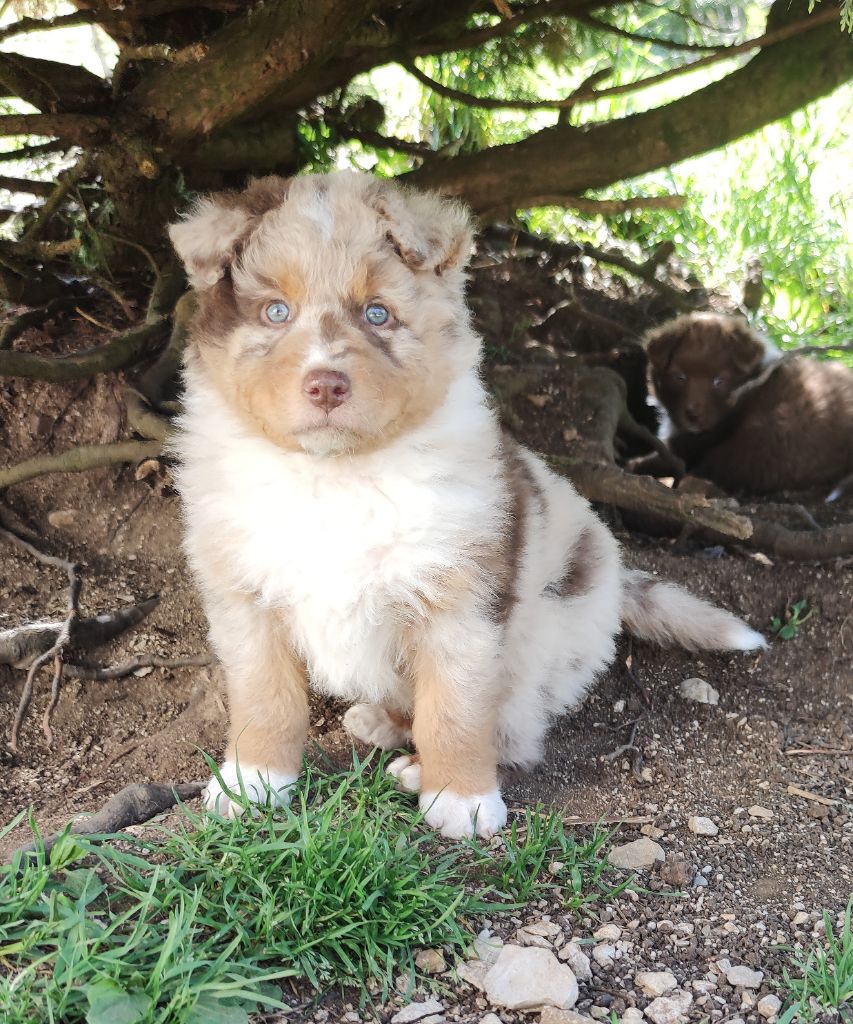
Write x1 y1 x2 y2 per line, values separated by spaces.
222 601 309 778
545 527 598 599
644 312 853 494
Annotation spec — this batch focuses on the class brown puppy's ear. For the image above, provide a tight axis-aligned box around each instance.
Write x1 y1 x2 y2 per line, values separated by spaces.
368 181 474 274
643 317 687 371
724 318 766 375
169 175 290 290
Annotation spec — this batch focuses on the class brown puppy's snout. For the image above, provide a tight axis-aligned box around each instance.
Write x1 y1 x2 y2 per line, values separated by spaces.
302 369 351 412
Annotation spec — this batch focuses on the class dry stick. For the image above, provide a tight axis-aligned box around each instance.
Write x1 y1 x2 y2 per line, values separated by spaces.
0 140 64 163
64 654 211 681
0 175 56 197
11 781 206 863
0 439 162 491
0 316 168 382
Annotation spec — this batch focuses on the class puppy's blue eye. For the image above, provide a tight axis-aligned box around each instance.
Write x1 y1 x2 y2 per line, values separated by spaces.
712 375 725 388
365 303 390 327
264 301 290 324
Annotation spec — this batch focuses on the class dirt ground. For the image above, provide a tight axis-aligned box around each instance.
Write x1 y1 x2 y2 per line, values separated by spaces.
1 268 851 1022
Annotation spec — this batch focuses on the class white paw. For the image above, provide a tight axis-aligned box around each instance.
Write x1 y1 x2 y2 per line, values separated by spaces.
343 703 411 750
203 760 298 818
387 754 422 793
419 788 507 840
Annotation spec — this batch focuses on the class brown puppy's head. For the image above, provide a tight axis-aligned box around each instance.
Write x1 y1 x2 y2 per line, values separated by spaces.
643 312 766 433
169 172 475 456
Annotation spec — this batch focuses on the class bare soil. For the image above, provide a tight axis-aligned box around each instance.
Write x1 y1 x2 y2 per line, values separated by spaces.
1 275 851 1022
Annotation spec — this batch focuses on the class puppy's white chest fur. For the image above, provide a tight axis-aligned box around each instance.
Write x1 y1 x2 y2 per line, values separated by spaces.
176 373 501 703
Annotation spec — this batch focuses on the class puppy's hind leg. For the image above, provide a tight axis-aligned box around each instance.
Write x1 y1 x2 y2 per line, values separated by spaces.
343 703 412 750
203 591 309 818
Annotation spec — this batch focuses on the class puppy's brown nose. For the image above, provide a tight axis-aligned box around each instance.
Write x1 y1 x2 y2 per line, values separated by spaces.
303 369 351 412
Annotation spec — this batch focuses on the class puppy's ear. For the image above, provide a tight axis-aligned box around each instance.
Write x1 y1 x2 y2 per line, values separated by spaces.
368 182 474 274
643 318 685 371
724 318 766 375
169 176 290 290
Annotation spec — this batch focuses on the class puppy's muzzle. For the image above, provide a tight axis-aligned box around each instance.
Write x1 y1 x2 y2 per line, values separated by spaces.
302 369 351 413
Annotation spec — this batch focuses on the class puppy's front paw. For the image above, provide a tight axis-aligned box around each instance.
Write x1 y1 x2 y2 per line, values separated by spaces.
203 760 298 818
343 703 412 750
387 753 422 793
419 788 507 840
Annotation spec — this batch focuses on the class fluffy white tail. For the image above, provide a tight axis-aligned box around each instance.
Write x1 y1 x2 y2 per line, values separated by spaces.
621 569 766 652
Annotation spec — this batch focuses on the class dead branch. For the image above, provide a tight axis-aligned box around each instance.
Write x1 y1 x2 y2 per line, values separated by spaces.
22 157 92 244
64 654 211 681
0 531 80 751
0 296 79 351
10 781 205 864
0 439 162 491
480 193 686 221
0 113 107 144
0 596 159 669
0 316 168 382
0 140 64 164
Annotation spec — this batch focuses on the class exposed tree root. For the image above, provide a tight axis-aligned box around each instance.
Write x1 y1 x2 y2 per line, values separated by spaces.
548 366 853 562
0 439 162 491
0 316 168 382
123 388 172 443
138 291 196 405
10 781 205 864
0 296 80 351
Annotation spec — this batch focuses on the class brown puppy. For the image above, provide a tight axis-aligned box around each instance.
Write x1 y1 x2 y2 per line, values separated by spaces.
644 312 853 496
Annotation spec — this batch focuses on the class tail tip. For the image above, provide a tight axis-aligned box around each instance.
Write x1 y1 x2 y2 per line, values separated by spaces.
727 623 768 651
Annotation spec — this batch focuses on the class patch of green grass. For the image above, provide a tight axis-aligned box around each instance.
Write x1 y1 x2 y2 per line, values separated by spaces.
770 599 815 641
0 753 626 1024
778 897 853 1023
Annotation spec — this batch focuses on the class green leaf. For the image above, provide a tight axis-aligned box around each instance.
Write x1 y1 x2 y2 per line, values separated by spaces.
186 993 250 1024
85 979 152 1024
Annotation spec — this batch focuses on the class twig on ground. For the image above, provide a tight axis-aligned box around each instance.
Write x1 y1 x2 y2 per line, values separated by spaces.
64 654 211 681
0 529 80 751
784 747 852 757
786 784 836 806
10 781 205 864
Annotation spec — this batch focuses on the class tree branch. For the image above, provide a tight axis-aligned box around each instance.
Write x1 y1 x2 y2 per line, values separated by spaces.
0 113 108 145
0 53 106 112
0 141 64 164
408 3 853 216
127 0 384 148
0 318 168 383
574 13 736 52
0 439 162 492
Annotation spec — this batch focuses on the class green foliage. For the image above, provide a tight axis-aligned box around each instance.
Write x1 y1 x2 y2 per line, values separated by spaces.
778 897 853 1022
770 599 815 640
0 754 625 1023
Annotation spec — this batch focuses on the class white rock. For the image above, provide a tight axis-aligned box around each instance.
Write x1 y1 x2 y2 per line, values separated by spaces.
748 805 773 820
692 980 716 994
479 1016 502 1024
725 965 764 989
643 991 693 1024
635 971 678 998
518 920 562 947
558 941 592 981
792 911 809 926
622 1010 645 1024
608 837 665 870
483 945 578 1011
540 1010 597 1024
472 933 504 966
592 943 617 968
679 678 719 705
641 824 665 840
457 960 489 992
391 1000 445 1024
757 994 782 1019
593 923 622 941
415 948 446 974
688 816 719 837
